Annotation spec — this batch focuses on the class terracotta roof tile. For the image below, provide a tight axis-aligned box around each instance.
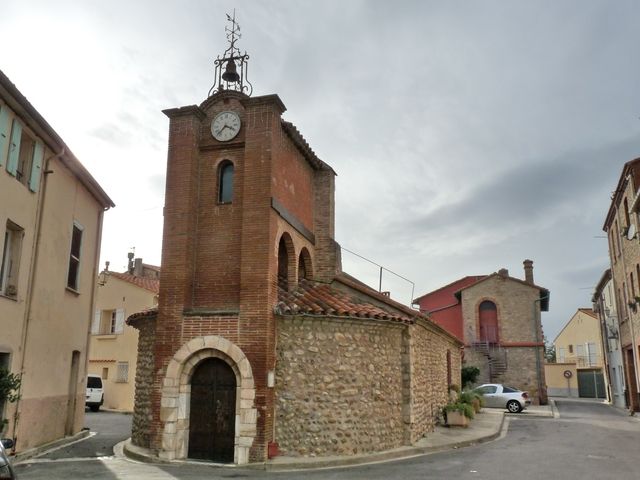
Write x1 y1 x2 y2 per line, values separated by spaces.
109 272 160 294
275 279 418 324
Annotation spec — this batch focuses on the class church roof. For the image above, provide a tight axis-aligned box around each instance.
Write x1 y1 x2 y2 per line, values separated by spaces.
275 278 418 324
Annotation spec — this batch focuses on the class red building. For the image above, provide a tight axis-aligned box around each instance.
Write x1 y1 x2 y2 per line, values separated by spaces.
413 276 486 342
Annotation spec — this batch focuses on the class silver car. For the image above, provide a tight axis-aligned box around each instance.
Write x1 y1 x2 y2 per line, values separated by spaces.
0 438 16 479
475 383 531 413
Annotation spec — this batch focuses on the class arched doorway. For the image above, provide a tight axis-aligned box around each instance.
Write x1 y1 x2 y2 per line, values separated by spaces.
479 300 498 343
188 358 236 462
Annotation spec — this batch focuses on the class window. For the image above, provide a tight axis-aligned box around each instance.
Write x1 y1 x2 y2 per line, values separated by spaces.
67 223 83 290
587 342 597 366
446 350 452 387
0 221 23 297
101 368 109 380
478 385 497 394
568 344 573 354
5 118 43 191
614 220 621 257
116 362 129 383
218 161 234 203
558 347 566 362
624 198 630 227
92 308 125 335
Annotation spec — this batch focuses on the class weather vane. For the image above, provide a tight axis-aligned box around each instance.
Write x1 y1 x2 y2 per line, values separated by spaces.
208 10 252 97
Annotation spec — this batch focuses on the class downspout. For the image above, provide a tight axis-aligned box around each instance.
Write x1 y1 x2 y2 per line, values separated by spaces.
12 148 64 447
532 294 548 405
80 206 107 429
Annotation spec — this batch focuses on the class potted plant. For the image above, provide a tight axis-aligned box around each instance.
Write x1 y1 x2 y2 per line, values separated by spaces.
460 390 483 413
443 402 474 427
0 368 21 435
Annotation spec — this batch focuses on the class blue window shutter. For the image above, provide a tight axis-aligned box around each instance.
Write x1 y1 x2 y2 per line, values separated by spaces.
29 140 44 192
6 119 22 176
0 106 9 167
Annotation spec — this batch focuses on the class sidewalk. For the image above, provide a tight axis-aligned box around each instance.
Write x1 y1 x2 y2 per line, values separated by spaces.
123 407 537 471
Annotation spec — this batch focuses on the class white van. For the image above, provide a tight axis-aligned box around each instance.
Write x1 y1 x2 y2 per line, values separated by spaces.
86 374 104 412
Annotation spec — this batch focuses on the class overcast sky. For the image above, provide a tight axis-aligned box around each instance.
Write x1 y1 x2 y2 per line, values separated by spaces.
2 0 639 340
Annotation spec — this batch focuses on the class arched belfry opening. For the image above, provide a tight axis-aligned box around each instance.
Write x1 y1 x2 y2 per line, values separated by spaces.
479 300 498 344
278 234 295 291
188 357 236 462
298 247 313 283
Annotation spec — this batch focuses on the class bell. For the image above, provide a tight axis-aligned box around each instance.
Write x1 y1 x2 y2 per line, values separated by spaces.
222 59 240 83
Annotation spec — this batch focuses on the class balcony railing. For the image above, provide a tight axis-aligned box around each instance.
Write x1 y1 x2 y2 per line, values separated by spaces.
556 354 602 368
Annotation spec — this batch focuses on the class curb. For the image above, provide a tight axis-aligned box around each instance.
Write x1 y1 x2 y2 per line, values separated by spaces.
12 429 91 464
120 412 506 472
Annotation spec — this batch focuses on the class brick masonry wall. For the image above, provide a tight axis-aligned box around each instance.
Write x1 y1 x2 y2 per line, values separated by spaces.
272 123 315 230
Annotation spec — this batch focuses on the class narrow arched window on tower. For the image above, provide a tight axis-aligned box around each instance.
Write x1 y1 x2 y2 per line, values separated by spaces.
218 161 234 203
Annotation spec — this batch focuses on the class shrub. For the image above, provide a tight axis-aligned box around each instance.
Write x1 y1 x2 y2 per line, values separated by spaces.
461 366 480 388
0 367 21 429
444 401 475 419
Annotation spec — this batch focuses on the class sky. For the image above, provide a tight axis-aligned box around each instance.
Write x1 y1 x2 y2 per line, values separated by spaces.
2 0 639 341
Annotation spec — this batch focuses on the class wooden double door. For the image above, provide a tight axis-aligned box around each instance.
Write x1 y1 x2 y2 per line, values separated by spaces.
188 358 236 462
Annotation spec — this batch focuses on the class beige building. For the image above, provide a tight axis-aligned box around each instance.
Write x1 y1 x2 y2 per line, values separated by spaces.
603 158 640 411
545 308 606 398
88 256 159 411
0 69 113 452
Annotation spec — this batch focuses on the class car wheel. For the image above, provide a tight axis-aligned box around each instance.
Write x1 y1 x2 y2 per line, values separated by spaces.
90 404 100 412
506 400 522 413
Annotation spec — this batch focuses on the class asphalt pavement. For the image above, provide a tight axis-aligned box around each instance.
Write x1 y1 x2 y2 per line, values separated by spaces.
13 399 640 479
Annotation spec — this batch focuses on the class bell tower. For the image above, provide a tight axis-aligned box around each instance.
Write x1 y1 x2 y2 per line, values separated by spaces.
136 12 340 464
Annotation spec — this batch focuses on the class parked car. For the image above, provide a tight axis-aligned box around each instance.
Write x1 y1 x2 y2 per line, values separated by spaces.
86 374 104 412
0 438 16 479
475 383 530 413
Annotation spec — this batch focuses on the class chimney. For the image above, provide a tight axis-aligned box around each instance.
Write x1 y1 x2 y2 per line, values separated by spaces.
523 259 534 285
498 268 509 277
134 258 143 277
127 251 135 274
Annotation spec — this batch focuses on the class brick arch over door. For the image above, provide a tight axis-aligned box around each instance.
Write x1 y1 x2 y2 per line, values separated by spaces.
159 336 257 464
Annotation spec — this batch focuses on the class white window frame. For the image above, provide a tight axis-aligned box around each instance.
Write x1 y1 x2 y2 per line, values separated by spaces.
67 221 83 291
0 221 24 297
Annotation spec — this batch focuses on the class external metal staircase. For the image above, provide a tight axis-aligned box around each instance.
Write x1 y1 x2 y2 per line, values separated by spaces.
472 341 507 382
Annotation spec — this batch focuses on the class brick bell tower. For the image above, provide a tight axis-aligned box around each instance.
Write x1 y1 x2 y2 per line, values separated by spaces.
133 13 340 464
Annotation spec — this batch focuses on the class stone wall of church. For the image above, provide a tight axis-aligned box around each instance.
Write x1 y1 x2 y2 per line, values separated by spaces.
130 315 156 448
275 316 406 456
408 321 462 443
274 316 461 456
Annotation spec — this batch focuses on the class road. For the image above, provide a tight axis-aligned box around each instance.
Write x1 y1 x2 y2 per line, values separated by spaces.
14 399 640 479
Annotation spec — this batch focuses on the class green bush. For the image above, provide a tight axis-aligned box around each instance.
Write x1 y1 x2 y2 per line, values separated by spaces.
0 367 21 428
461 366 480 388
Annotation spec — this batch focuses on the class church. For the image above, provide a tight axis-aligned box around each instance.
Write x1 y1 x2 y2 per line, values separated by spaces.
127 14 461 464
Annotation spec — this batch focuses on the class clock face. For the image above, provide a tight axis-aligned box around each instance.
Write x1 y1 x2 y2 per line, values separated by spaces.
211 111 241 141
